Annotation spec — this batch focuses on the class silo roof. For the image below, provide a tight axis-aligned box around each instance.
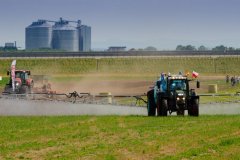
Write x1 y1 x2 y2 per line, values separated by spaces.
27 20 52 28
53 24 77 30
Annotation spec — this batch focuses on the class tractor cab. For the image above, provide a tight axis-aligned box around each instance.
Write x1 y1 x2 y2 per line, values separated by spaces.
166 75 189 111
7 70 31 84
167 76 188 95
15 70 30 84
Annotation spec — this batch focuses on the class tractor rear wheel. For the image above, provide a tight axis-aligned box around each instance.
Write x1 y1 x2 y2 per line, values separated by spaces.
188 99 199 116
147 89 156 116
30 81 34 89
4 84 11 93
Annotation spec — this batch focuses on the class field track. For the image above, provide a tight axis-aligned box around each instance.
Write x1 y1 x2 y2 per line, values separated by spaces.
1 99 240 116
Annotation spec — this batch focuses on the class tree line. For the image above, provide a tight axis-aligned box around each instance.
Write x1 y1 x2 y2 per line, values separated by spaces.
129 45 240 52
176 45 240 51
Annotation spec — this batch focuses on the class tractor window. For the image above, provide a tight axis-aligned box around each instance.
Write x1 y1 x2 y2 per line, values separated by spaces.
25 73 29 79
170 80 186 91
15 72 21 78
20 73 24 79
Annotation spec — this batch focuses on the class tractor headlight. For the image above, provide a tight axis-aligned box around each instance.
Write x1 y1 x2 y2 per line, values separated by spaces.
177 97 185 101
15 82 20 88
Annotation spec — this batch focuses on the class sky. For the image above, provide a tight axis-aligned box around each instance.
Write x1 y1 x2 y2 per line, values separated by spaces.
0 0 240 50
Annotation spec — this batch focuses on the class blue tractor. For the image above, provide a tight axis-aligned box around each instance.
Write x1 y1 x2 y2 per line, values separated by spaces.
147 74 200 116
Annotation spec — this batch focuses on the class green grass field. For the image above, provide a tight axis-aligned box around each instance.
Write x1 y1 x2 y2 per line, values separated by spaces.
0 57 240 75
0 116 239 159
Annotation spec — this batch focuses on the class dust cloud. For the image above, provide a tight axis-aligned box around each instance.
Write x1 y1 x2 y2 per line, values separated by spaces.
0 99 146 116
200 103 240 115
0 98 240 116
51 78 151 95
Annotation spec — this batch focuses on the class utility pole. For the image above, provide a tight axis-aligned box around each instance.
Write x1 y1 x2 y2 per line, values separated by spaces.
212 57 217 73
96 57 100 72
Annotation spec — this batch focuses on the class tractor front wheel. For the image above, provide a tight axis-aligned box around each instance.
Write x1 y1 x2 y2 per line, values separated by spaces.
158 99 168 116
20 85 31 94
188 99 199 116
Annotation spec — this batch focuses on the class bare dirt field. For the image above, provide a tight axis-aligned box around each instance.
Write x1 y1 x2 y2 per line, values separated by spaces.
51 75 224 95
52 80 153 95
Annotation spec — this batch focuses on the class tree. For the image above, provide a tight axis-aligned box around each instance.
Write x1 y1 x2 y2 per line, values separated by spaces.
185 45 196 51
176 45 184 51
129 48 136 51
198 45 208 51
176 45 196 51
228 47 235 51
212 45 227 52
144 46 157 51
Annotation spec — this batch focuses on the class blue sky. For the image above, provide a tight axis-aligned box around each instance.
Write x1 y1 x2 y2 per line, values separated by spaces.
0 0 240 50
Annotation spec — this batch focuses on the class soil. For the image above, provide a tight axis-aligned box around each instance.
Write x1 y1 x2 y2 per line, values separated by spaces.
51 75 224 95
52 80 153 95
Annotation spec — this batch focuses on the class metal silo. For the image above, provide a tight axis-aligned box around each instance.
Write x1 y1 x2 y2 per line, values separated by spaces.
52 18 79 51
25 20 52 50
78 25 91 52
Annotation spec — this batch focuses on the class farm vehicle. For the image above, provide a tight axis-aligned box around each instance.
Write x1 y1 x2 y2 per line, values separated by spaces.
2 60 54 96
4 70 34 94
147 74 200 116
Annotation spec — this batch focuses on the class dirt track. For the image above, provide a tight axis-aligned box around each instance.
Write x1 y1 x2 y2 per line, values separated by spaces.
0 99 240 116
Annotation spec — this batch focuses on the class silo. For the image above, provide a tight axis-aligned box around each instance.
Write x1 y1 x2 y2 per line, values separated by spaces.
52 18 79 51
25 20 52 50
78 25 91 52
